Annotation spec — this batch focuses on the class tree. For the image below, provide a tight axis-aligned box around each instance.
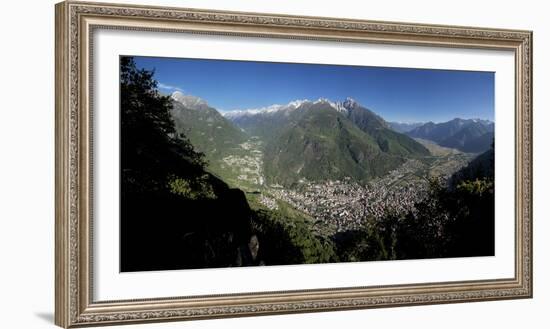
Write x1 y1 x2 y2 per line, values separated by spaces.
120 57 254 272
120 56 206 195
250 208 338 265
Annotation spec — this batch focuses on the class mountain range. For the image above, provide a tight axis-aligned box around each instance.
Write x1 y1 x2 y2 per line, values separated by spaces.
223 97 433 184
169 91 491 186
406 118 494 153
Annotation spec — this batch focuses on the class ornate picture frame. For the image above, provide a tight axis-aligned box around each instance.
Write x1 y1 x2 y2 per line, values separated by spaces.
55 1 532 327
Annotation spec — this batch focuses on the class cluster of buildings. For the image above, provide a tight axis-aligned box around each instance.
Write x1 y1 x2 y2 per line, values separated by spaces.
228 142 472 234
220 138 265 187
265 160 434 232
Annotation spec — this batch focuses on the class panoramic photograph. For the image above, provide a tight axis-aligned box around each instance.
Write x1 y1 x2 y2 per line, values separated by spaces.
120 55 495 272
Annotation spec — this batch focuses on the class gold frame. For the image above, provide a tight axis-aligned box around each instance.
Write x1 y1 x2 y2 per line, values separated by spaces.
55 1 533 327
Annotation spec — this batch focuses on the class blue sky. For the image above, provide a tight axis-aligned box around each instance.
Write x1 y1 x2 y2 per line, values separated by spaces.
132 56 494 123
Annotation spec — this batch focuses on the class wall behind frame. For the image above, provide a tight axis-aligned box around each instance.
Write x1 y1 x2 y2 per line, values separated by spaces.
0 0 546 328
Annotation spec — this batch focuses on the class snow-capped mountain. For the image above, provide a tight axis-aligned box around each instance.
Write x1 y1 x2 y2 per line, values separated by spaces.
223 97 357 119
223 99 308 119
168 91 429 184
171 91 209 110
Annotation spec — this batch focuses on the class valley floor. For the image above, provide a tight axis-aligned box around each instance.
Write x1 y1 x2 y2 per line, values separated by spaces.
206 136 474 236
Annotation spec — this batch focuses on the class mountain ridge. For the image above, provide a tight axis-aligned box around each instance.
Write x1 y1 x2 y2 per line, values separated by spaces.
263 101 408 185
169 93 250 183
223 97 359 119
407 118 494 153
